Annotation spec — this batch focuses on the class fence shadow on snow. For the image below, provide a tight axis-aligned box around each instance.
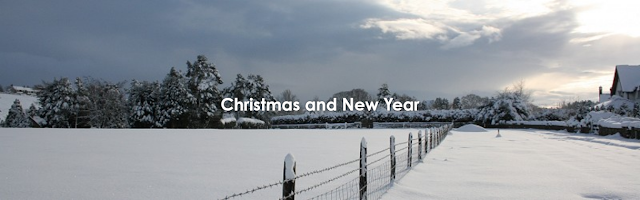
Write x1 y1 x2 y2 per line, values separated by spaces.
220 124 453 200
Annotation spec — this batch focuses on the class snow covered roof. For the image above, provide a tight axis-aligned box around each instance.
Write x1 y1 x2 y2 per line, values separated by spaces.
11 86 36 92
612 65 640 93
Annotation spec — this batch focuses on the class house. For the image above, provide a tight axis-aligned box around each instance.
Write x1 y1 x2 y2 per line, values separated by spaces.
607 65 640 103
10 85 39 96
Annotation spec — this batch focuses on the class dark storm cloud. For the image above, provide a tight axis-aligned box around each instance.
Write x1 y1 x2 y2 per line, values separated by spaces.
1 0 639 107
0 0 403 85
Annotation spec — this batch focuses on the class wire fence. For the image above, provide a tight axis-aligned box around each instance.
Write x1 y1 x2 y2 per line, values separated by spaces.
220 124 452 200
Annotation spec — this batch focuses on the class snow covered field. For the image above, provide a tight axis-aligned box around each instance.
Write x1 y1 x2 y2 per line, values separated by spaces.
382 129 640 200
0 128 419 199
2 128 639 200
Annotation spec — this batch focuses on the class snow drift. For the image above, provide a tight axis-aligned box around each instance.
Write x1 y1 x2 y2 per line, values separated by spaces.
455 124 488 132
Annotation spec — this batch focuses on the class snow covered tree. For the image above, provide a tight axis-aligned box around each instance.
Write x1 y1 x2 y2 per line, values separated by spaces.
128 80 160 128
223 74 253 119
82 79 128 128
186 55 224 128
247 74 273 100
392 93 417 103
38 78 76 128
225 74 251 101
476 92 532 125
158 67 194 128
247 74 274 120
3 99 30 128
432 98 450 110
26 104 38 118
452 97 462 110
461 93 489 109
74 78 92 128
377 83 391 103
0 84 4 93
330 88 372 111
97 84 128 128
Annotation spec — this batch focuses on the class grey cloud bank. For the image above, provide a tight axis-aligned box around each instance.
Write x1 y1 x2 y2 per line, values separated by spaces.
1 0 639 106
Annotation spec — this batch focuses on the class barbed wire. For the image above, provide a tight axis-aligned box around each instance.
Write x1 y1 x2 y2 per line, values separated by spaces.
220 180 285 200
281 167 361 200
292 157 360 180
367 147 390 158
220 124 454 200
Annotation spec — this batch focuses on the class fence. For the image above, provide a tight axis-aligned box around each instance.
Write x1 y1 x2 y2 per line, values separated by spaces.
271 122 363 129
373 122 452 129
220 124 453 200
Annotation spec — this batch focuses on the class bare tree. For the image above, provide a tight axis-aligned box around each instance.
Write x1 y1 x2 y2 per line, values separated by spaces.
511 80 533 104
278 89 299 102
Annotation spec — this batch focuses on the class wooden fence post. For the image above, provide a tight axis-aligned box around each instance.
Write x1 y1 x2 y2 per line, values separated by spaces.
425 129 430 154
407 132 413 168
360 138 367 200
418 131 423 160
390 136 396 182
283 154 296 200
436 128 440 145
432 128 436 149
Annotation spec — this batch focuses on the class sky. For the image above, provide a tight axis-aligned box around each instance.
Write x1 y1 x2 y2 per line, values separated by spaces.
1 0 639 107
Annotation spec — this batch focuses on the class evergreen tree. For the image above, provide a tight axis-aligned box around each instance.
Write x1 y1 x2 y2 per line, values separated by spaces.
225 74 250 101
223 74 251 118
128 80 160 128
0 84 4 93
38 78 76 128
452 97 462 110
186 55 223 128
432 98 450 110
247 74 274 120
3 99 30 128
74 78 92 128
158 67 194 128
26 104 38 118
377 83 391 103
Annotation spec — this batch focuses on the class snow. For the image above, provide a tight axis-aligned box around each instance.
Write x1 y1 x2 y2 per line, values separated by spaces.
598 115 640 129
0 93 39 122
381 129 640 200
220 117 236 124
11 86 37 93
236 117 265 124
2 128 639 199
594 95 634 110
455 124 488 132
505 120 567 126
0 128 418 199
284 154 296 180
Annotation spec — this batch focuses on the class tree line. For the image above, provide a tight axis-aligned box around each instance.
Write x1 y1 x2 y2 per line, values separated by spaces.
2 55 274 128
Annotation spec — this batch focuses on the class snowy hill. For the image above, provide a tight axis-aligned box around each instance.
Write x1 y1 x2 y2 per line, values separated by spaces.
0 93 39 122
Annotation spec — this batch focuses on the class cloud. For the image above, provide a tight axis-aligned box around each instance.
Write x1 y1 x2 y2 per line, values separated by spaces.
1 0 640 108
361 18 448 40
